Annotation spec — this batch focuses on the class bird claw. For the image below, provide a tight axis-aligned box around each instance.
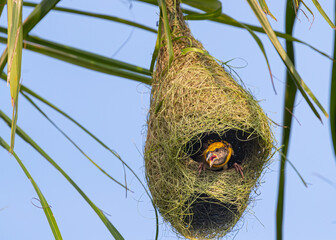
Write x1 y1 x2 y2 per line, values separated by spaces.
198 162 206 175
233 162 244 179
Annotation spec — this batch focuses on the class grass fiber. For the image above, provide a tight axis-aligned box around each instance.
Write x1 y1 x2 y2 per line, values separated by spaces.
145 1 273 238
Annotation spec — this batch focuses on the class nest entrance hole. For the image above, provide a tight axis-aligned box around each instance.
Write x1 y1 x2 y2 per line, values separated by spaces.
185 130 260 166
184 193 238 234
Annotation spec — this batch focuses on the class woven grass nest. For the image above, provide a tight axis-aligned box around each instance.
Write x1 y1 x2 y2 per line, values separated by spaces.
144 1 273 239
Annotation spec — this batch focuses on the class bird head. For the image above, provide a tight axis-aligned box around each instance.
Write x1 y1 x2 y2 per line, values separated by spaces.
203 141 233 169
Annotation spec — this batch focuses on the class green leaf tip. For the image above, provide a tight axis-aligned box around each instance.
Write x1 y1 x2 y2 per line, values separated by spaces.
247 0 328 122
7 0 23 152
258 0 277 21
311 0 336 30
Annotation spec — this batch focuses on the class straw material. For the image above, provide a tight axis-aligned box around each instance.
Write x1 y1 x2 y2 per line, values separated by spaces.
145 1 273 238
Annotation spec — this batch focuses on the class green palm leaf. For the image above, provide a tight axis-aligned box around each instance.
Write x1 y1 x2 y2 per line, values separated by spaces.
0 72 159 239
0 34 152 84
22 92 131 192
330 2 336 157
0 0 5 16
7 0 23 152
246 0 328 121
0 137 63 239
276 2 298 239
0 0 334 239
0 110 124 240
258 0 276 20
311 0 336 29
23 1 156 33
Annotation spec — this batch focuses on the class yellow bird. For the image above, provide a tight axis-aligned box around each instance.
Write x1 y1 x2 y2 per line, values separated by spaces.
198 141 244 178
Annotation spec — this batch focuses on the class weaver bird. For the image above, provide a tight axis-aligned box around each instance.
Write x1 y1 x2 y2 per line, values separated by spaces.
198 141 244 178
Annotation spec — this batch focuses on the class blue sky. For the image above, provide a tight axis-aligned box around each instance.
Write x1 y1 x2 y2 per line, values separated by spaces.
0 0 335 239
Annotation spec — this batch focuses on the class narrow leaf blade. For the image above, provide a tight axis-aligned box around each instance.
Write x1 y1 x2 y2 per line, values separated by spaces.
21 92 131 192
183 0 222 20
277 2 297 239
23 1 157 33
0 137 63 240
0 110 124 240
311 0 336 29
158 0 173 67
22 0 60 37
246 0 328 121
330 2 336 157
0 0 6 17
177 7 335 62
0 0 60 77
0 73 159 239
0 34 152 84
258 0 277 20
150 15 162 72
7 0 23 152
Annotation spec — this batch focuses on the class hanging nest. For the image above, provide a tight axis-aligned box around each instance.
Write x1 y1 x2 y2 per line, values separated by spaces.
145 1 273 239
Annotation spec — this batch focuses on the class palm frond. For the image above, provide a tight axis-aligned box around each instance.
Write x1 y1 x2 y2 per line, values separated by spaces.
0 110 125 240
7 0 23 151
276 1 298 239
0 137 63 240
246 0 328 121
330 2 336 158
0 34 152 84
23 1 157 33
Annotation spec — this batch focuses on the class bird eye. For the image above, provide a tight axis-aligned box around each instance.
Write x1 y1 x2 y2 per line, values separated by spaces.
215 148 219 152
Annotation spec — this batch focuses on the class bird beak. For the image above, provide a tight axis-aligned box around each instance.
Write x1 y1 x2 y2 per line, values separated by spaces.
206 153 216 168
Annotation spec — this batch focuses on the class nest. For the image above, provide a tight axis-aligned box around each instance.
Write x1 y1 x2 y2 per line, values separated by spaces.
144 1 273 239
